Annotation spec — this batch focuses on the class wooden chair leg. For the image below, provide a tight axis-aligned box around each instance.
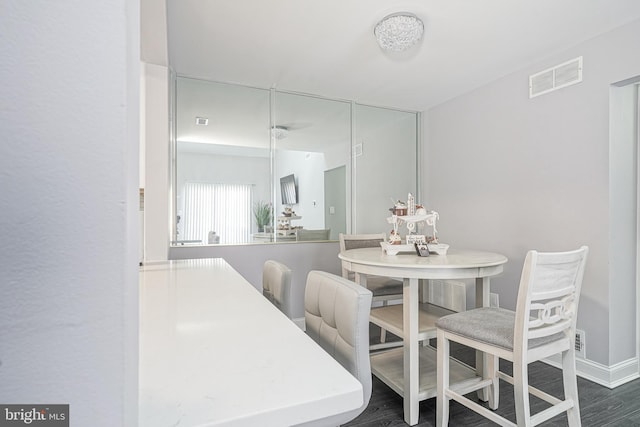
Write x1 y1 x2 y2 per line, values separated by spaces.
436 330 450 427
513 358 532 427
562 348 582 427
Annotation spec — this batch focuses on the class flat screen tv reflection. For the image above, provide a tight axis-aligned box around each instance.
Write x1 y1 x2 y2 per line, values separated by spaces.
280 174 298 205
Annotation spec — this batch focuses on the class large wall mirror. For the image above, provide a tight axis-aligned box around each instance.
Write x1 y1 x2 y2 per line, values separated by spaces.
171 76 419 246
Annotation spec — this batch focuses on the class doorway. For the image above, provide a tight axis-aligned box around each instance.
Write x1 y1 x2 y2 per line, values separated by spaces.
324 166 347 240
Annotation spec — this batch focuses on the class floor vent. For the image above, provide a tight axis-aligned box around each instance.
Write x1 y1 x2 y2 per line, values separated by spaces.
529 56 583 98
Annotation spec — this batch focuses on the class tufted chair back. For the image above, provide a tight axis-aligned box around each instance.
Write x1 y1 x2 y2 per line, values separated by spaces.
262 260 293 318
303 270 372 426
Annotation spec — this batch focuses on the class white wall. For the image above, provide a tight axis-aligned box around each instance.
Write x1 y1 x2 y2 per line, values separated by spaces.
425 19 640 370
275 150 327 229
144 63 170 261
609 82 639 365
0 2 139 425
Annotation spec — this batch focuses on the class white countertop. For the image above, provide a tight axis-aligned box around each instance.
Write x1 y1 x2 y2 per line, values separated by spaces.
139 259 363 427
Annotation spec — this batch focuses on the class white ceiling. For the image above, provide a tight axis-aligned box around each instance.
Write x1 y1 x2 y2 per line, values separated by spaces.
162 0 640 112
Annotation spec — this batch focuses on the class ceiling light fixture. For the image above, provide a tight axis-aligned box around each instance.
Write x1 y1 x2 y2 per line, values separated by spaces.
374 12 424 52
271 125 289 140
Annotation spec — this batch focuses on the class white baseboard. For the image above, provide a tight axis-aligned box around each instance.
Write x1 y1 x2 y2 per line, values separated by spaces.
543 354 639 389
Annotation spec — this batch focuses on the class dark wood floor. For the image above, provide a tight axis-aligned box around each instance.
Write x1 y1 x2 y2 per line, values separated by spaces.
346 327 640 426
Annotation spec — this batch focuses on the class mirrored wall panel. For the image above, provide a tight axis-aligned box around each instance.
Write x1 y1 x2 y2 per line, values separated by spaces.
172 76 418 246
353 104 418 234
272 92 351 242
174 79 271 245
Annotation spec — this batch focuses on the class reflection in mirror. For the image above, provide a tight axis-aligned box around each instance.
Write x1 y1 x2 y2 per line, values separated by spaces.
172 77 352 245
354 105 418 235
174 78 270 245
171 77 419 246
272 92 351 242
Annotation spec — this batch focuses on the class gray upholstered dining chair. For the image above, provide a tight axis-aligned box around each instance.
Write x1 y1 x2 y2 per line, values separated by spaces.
296 228 331 241
339 233 403 302
302 270 373 426
436 246 588 427
339 233 403 345
262 260 293 319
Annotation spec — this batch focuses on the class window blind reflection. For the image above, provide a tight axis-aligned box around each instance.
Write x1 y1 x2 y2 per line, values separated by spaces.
183 182 252 244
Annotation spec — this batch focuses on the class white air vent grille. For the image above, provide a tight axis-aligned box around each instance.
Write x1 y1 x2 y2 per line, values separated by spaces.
529 56 582 98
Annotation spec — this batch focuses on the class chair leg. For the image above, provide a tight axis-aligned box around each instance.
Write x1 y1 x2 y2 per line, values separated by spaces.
487 353 499 410
562 348 582 427
436 329 450 427
379 300 389 343
513 358 532 427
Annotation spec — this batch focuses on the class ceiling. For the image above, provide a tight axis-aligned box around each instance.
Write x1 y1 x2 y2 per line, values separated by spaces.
158 0 640 112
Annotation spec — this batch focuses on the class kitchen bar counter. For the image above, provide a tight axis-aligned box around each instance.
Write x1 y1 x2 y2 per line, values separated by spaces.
139 259 363 426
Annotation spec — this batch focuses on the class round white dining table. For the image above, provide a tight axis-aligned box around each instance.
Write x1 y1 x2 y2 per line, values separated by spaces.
339 247 508 426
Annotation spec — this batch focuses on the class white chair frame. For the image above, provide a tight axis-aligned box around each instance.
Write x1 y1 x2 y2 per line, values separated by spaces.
436 246 588 427
339 233 403 348
262 260 293 319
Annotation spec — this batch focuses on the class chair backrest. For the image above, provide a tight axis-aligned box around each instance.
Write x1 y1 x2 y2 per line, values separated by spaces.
262 260 293 318
514 246 588 350
338 233 386 279
296 228 331 241
339 232 386 253
304 270 373 421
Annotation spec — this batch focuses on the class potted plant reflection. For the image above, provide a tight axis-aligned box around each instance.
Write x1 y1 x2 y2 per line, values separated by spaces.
253 201 273 233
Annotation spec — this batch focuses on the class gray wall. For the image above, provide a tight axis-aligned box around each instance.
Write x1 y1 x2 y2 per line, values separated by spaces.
424 18 640 366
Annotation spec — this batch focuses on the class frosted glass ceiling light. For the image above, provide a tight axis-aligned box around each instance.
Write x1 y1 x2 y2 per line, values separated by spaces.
374 12 424 52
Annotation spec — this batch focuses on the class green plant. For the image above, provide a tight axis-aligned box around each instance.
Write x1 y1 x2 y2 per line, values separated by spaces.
253 201 272 231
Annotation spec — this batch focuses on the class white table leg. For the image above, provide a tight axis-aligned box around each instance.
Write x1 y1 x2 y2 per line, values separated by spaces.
419 278 428 303
355 272 367 288
475 276 490 307
475 276 492 402
403 277 419 425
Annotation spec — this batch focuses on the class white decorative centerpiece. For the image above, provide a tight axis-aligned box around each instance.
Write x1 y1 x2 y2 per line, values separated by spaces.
407 193 416 216
381 202 449 255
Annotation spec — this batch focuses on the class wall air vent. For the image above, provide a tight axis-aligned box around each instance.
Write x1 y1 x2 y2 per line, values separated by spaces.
195 117 209 125
529 56 583 98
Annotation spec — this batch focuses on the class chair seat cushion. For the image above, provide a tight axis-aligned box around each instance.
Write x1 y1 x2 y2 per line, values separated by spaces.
363 276 403 297
436 307 564 350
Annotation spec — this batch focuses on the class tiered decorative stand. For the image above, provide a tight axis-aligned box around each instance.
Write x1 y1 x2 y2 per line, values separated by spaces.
277 215 302 237
381 212 449 255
